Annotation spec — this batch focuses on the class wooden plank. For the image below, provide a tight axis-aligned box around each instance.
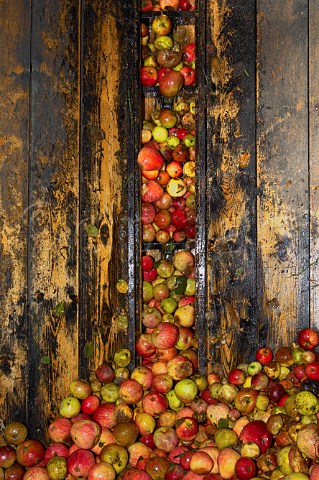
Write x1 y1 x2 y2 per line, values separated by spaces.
256 0 309 348
0 0 30 428
206 0 257 375
27 0 80 440
79 0 140 375
309 0 319 328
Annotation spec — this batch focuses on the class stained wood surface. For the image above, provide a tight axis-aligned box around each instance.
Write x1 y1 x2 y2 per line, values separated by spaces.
206 0 258 376
256 0 309 348
0 0 30 428
0 0 318 436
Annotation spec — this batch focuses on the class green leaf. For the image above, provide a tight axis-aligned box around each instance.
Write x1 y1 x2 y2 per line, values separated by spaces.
41 356 50 365
83 341 94 358
174 276 187 296
217 418 230 429
55 302 65 316
85 224 99 237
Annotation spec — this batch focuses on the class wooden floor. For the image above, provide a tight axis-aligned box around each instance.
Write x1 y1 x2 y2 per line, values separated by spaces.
0 0 318 440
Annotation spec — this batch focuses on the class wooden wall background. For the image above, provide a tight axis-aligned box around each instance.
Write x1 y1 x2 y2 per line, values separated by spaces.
0 0 318 441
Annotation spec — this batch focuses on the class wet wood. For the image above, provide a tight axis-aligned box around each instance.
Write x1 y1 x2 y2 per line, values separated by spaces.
27 0 80 440
256 0 309 348
79 0 134 376
309 0 319 328
0 0 30 427
206 0 258 375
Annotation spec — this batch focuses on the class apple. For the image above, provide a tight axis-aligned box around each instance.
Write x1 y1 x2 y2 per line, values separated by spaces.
3 463 25 480
88 461 116 480
174 378 198 403
297 328 319 350
251 372 269 391
145 456 171 479
92 403 117 429
151 322 179 349
228 368 246 386
217 447 241 480
166 160 183 178
234 457 257 480
239 420 273 454
179 0 191 10
142 180 164 203
151 14 173 36
142 391 168 417
67 449 96 477
140 66 158 87
159 69 184 97
165 464 185 480
59 396 81 419
142 202 156 224
180 66 196 86
154 192 174 210
153 426 179 452
70 419 101 450
46 456 68 480
138 145 165 172
305 362 319 381
3 421 28 446
175 417 199 441
131 365 153 390
189 451 214 475
234 388 259 413
48 418 72 443
81 394 100 415
119 379 144 404
43 443 69 466
256 347 273 365
128 442 152 468
182 43 195 63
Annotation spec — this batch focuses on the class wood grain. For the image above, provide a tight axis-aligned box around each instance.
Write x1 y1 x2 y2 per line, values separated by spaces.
206 0 257 375
0 0 30 428
309 0 319 329
27 0 80 440
256 0 309 348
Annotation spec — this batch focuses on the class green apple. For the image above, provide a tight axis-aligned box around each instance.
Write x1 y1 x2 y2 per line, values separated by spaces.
247 361 263 376
59 396 81 419
99 443 128 474
152 125 168 143
100 383 120 403
174 378 198 403
154 35 173 50
166 135 180 149
166 390 184 411
295 390 319 415
185 279 195 296
214 428 238 450
160 297 178 314
143 281 154 303
113 349 131 367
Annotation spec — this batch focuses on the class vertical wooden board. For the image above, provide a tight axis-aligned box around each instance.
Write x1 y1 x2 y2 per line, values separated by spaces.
28 0 80 440
256 0 309 348
309 0 319 328
206 0 257 374
79 1 138 375
0 0 30 427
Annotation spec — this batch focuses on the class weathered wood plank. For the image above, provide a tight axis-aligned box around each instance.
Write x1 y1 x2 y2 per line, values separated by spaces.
0 0 30 428
256 0 309 348
309 0 319 328
27 0 80 440
206 0 257 375
79 0 139 376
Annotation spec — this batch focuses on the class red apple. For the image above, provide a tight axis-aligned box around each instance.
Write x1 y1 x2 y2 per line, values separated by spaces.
182 43 195 63
189 451 214 475
166 161 183 178
119 379 144 404
95 363 116 384
175 417 199 441
142 180 164 203
239 420 273 454
43 443 69 465
298 328 319 350
179 0 191 10
23 466 49 480
48 418 72 444
138 145 165 172
234 457 257 480
234 388 258 413
70 419 101 450
142 202 156 224
180 66 196 86
67 449 96 478
159 0 180 10
159 69 184 98
151 322 179 349
256 347 273 365
0 446 16 469
171 209 188 229
228 368 246 386
305 362 319 381
92 403 117 429
16 440 45 468
142 392 168 417
141 66 158 87
154 209 172 229
135 333 157 358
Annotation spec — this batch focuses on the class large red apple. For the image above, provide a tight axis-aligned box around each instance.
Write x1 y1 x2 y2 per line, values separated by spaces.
141 180 164 203
239 420 273 454
70 419 101 449
159 69 184 98
67 449 96 478
138 145 165 172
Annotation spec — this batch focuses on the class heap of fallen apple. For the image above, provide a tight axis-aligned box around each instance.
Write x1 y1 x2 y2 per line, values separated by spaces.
3 325 319 480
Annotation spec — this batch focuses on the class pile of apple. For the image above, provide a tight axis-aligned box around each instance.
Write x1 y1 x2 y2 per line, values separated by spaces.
140 14 195 95
139 98 196 245
141 0 195 14
3 328 319 480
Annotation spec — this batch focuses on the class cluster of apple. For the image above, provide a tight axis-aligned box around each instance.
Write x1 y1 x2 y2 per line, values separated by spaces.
4 328 319 479
139 99 196 244
141 0 195 13
140 13 195 96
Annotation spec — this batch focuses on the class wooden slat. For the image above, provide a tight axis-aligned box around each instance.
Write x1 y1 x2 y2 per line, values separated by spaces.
309 0 319 328
206 0 257 375
0 0 30 427
27 0 80 440
256 0 309 348
79 0 138 376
